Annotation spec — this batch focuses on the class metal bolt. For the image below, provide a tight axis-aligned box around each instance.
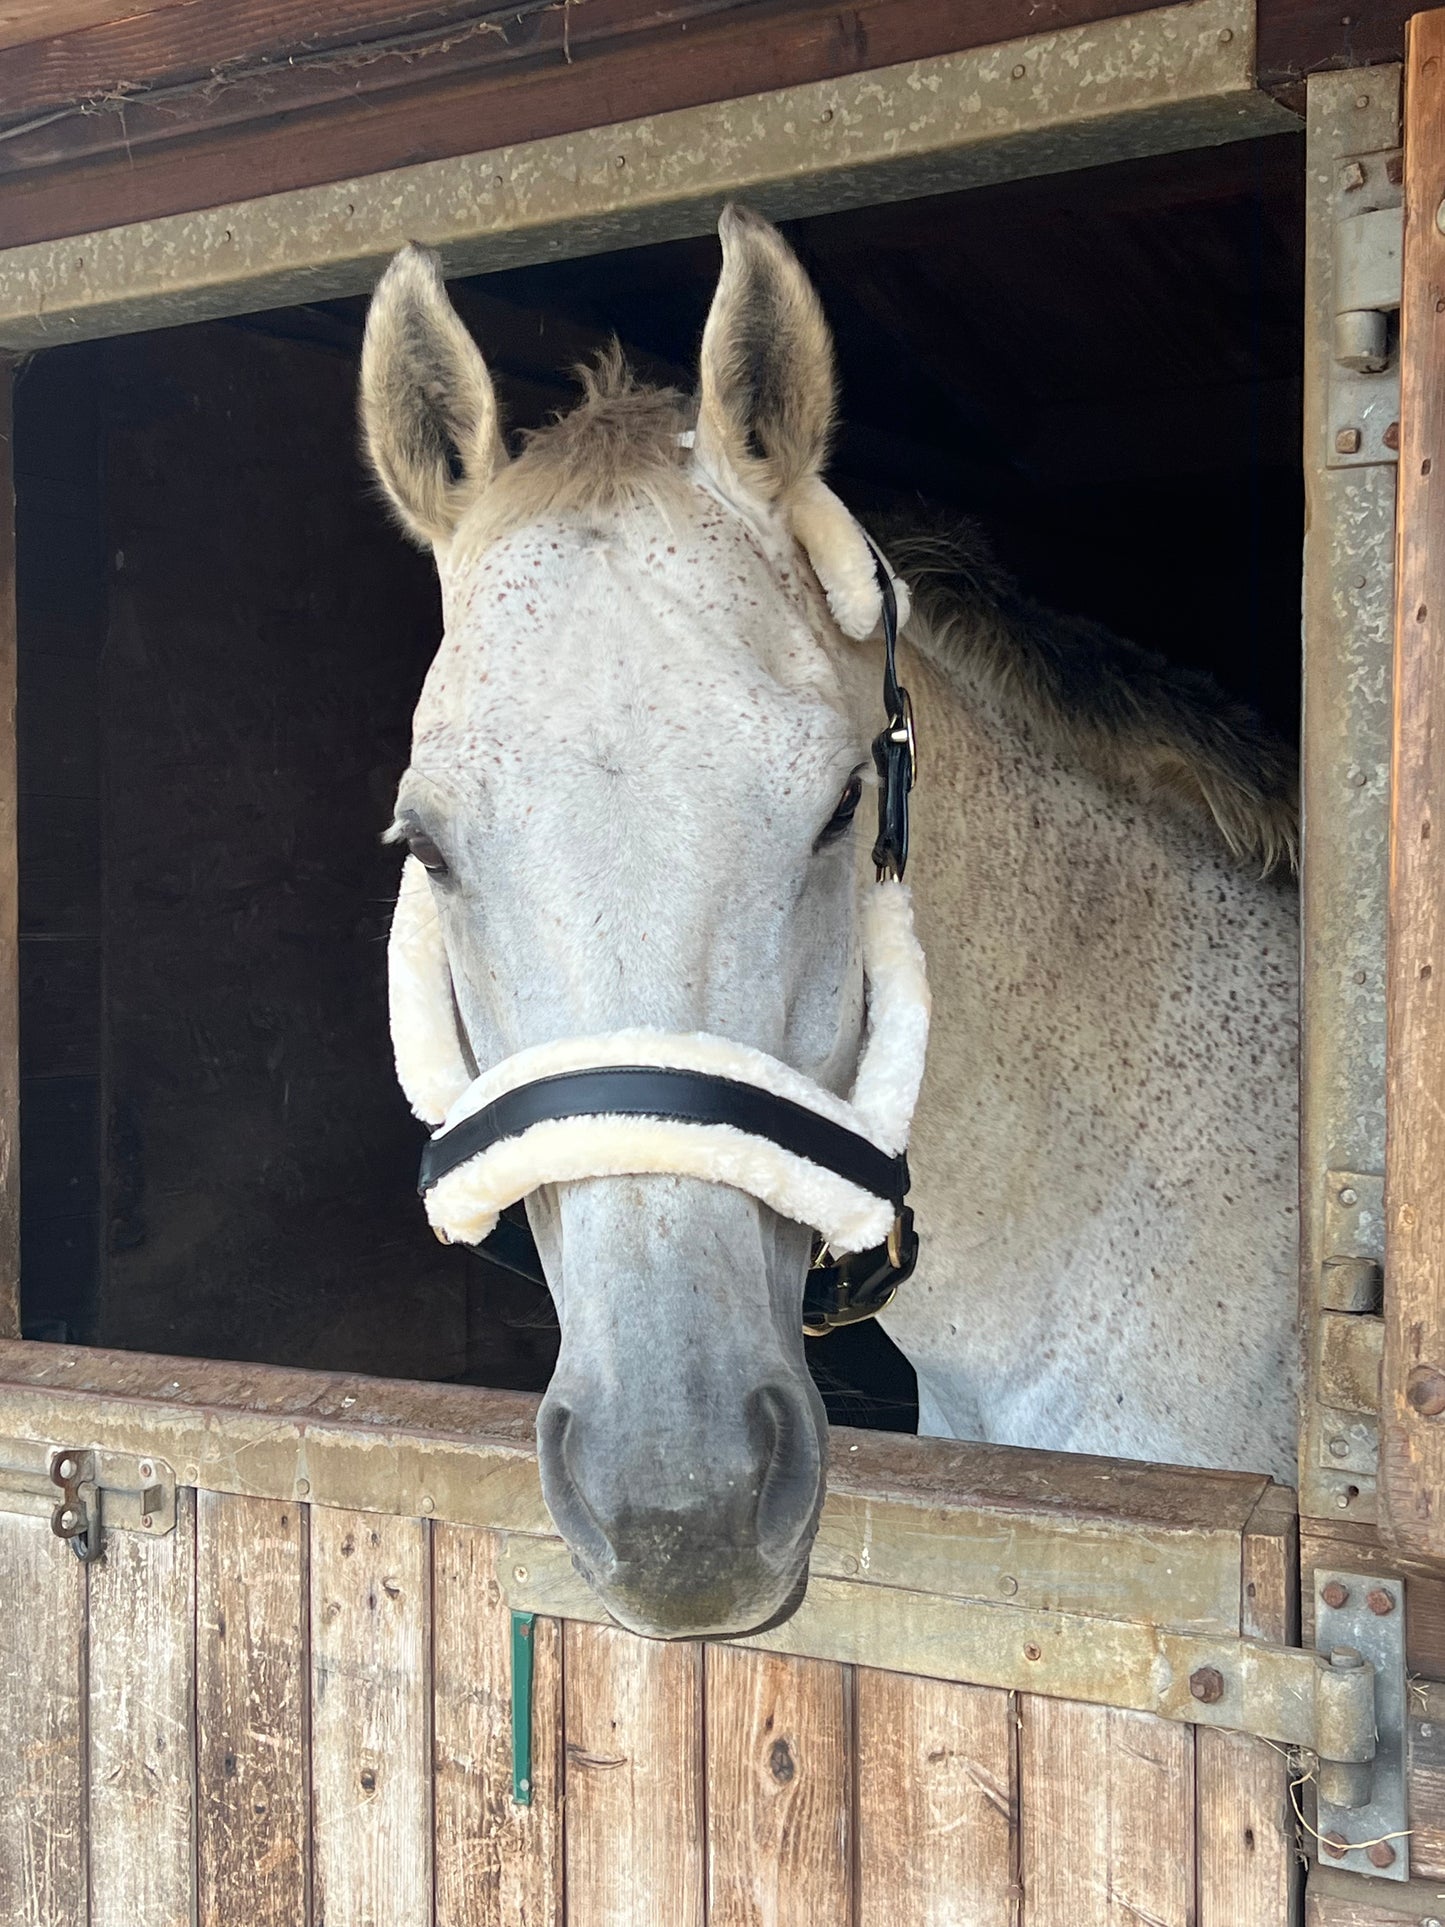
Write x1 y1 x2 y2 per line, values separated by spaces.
1385 421 1401 450
296 1479 310 1497
1407 1363 1445 1416
492 174 504 188
819 107 833 122
1366 1840 1397 1868
1328 1436 1351 1459
1321 1581 1350 1609
1366 1587 1396 1615
615 154 627 169
1355 92 1371 108
1217 26 1233 43
1011 63 1026 78
1342 159 1367 191
1349 767 1369 787
420 1496 435 1515
1338 1185 1358 1206
999 1573 1019 1596
1320 1831 1350 1859
1335 428 1362 455
1023 1642 1042 1662
1189 1666 1225 1704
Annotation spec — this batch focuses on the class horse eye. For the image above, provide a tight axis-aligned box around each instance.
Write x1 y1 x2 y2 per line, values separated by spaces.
817 775 864 847
407 831 449 877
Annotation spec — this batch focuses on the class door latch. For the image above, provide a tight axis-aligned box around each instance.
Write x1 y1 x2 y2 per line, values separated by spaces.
0 1440 176 1562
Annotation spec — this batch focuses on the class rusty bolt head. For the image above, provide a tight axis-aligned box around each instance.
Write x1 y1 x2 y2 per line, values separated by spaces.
1407 1363 1445 1417
1366 1587 1396 1615
1321 1581 1350 1609
1341 159 1367 191
1189 1666 1225 1704
1366 1840 1397 1868
1320 1832 1350 1860
1385 421 1401 450
1336 428 1363 455
1023 1642 1042 1662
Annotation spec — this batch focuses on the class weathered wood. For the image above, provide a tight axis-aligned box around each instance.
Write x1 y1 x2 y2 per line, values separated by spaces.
855 1669 1015 1926
1307 1863 1445 1923
0 361 18 1340
1019 1699 1195 1927
1196 1487 1300 1926
0 0 1274 255
564 1621 705 1926
195 1491 308 1927
0 0 198 54
433 1523 562 1927
310 1507 431 1927
0 1341 1273 1633
704 1646 850 1925
0 1510 85 1927
1381 2 1445 1564
1404 1677 1445 1881
88 1486 197 1927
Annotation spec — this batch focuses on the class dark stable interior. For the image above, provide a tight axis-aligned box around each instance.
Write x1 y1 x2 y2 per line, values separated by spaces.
13 133 1305 1432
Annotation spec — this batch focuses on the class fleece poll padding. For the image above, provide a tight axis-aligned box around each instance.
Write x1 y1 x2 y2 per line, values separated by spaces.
388 856 930 1253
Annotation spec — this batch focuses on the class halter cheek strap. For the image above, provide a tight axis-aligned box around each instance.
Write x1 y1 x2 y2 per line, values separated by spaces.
389 549 928 1333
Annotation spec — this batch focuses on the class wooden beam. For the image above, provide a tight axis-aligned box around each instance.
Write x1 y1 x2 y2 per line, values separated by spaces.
1381 3 1445 1564
0 0 195 55
0 365 17 1342
0 0 1183 251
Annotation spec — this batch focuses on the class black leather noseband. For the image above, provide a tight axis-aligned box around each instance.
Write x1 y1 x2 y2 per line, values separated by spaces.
418 544 919 1334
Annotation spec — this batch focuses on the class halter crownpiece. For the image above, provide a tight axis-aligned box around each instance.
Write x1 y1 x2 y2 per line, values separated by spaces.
388 548 928 1333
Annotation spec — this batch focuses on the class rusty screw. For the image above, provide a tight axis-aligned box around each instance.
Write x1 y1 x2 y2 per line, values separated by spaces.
1321 1581 1350 1610
1336 427 1363 455
1189 1666 1225 1705
1367 1841 1397 1868
1407 1364 1445 1417
1385 421 1401 450
1023 1642 1042 1663
1320 1832 1350 1860
1341 159 1367 191
1366 1587 1396 1616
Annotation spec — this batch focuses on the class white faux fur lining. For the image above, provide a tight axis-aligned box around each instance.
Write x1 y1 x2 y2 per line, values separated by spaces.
789 477 912 640
389 856 473 1125
389 871 930 1253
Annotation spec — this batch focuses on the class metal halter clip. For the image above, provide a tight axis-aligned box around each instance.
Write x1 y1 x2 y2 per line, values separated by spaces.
867 548 914 883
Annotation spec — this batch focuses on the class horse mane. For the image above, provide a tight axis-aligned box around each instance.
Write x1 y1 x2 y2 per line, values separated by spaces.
886 520 1298 877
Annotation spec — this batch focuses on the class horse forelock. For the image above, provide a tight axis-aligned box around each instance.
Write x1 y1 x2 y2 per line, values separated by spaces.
449 349 696 563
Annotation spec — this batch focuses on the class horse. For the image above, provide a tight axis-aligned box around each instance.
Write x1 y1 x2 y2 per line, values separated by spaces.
360 206 1299 1640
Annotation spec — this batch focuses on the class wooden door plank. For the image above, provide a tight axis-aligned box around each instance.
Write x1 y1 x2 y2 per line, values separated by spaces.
0 1511 85 1927
0 360 19 1340
88 1486 198 1927
856 1669 1015 1927
310 1507 431 1927
1307 1863 1445 1922
1383 2 1445 1560
196 1491 308 1927
704 1646 850 1926
1020 1699 1195 1927
564 1621 704 1927
1197 1483 1300 1925
433 1522 562 1927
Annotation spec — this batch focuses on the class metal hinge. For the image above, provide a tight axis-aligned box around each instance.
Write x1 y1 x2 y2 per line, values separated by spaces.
1314 1572 1409 1881
1317 1172 1385 1485
0 1441 176 1562
1329 152 1403 467
504 1537 1388 1799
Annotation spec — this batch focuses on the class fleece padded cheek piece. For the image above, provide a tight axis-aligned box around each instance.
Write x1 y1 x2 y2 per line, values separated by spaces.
387 861 930 1257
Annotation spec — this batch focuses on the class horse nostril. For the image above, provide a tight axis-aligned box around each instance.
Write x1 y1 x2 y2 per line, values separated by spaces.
535 1397 612 1575
750 1383 822 1560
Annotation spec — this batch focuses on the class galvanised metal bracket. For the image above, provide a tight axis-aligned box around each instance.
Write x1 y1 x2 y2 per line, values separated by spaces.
0 1441 176 1562
511 1611 536 1807
1314 1571 1409 1881
1329 151 1403 469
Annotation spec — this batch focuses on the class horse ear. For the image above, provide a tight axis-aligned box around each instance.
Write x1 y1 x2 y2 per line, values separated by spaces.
360 244 506 548
695 206 835 506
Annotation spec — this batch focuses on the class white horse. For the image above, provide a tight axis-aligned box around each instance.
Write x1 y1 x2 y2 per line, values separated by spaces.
361 207 1299 1638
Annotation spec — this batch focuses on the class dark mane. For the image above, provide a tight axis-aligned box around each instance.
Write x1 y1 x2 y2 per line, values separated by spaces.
886 519 1298 875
